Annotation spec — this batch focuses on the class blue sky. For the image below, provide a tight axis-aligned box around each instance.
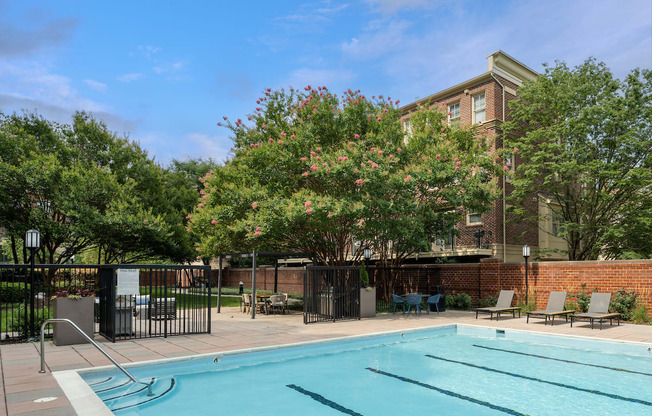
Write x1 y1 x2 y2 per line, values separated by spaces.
1 0 650 165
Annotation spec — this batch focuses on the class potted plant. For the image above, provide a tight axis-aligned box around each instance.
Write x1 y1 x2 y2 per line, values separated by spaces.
359 263 376 318
52 287 95 345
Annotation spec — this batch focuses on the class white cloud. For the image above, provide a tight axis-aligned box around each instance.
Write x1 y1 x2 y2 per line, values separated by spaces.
152 60 185 74
137 45 161 61
183 133 231 163
365 0 435 14
83 79 107 92
117 73 144 82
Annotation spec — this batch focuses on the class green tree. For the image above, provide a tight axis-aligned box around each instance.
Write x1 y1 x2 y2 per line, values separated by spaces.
193 87 498 276
503 59 652 260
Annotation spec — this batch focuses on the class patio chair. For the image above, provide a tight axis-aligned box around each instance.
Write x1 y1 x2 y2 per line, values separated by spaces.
241 294 251 313
282 293 289 314
268 295 285 315
526 291 573 326
474 290 520 320
570 293 620 329
425 294 441 316
406 294 423 316
391 294 406 315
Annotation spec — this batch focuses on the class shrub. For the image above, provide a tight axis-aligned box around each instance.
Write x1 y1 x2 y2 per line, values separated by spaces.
565 284 596 313
445 293 472 310
478 295 498 308
630 305 651 325
9 306 52 335
0 282 28 303
360 263 369 288
610 288 638 321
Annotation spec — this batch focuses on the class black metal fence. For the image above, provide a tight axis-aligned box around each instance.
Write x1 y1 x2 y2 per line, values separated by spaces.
371 266 444 312
304 266 361 324
1 264 211 343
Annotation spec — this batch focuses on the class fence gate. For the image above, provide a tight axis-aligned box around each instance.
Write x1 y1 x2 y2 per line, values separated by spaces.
304 266 360 324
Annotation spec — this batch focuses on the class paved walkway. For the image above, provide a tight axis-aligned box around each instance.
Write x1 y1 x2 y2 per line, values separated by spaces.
1 309 651 415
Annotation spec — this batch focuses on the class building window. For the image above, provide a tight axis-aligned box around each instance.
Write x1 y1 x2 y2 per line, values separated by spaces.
448 102 460 126
504 152 515 180
551 213 563 236
402 119 413 138
435 231 455 250
473 93 486 124
467 212 482 226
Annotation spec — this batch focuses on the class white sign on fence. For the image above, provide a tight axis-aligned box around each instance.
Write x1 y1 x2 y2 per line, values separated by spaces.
117 269 139 295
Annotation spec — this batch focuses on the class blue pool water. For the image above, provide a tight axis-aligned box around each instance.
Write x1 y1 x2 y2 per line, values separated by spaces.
81 325 652 415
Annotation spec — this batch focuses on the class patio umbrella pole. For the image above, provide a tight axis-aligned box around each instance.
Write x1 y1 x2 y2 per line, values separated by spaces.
251 250 257 319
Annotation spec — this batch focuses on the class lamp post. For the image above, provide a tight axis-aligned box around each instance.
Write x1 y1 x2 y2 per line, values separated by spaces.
25 229 40 338
363 247 372 286
522 245 530 304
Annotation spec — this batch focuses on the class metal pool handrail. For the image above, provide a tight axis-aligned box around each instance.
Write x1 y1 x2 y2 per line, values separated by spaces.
39 318 153 396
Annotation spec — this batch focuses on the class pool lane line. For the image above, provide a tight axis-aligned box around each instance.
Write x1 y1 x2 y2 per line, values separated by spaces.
102 378 156 402
473 344 652 377
287 384 364 416
365 368 527 416
110 378 176 413
425 354 652 407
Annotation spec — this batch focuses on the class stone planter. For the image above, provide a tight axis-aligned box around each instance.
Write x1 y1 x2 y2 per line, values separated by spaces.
360 287 376 318
53 297 94 346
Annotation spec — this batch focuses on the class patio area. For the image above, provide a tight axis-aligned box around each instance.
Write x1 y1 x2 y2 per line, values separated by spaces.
2 308 651 416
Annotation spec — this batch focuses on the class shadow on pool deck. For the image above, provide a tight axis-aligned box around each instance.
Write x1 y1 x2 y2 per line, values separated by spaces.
1 308 651 415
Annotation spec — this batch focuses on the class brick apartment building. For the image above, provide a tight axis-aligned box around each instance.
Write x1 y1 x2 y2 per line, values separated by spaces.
399 50 567 263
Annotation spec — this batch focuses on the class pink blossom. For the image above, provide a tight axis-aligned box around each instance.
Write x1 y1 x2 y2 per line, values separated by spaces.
186 215 192 219
278 140 284 145
252 202 258 209
372 163 378 169
280 132 287 137
302 171 309 176
327 211 332 218
291 134 295 139
196 248 200 252
396 100 400 105
354 134 360 139
454 157 459 162
370 147 376 151
254 231 261 236
223 116 228 120
356 179 363 185
301 157 307 162
378 150 383 155
144 219 148 223
513 147 519 153
211 219 217 225
217 122 222 126
455 166 460 171
404 175 412 183
506 162 512 167
310 164 318 171
196 256 201 260
186 228 191 232
323 163 328 168
436 154 441 160
377 117 382 121
343 157 348 161
256 107 261 111
397 148 402 153
42 166 46 169
456 161 461 166
270 138 275 143
363 154 367 158
361 163 365 167
504 165 510 171
311 151 316 157
316 156 321 160
316 147 322 152
306 208 313 215
428 169 432 174
338 156 343 162
305 201 312 208
198 203 204 208
256 226 261 231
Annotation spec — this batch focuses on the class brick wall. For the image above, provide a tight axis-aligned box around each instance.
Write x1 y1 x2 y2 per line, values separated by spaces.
439 259 652 311
214 266 305 295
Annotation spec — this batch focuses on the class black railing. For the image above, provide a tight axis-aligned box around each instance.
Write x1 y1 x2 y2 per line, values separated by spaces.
304 266 361 324
1 264 211 343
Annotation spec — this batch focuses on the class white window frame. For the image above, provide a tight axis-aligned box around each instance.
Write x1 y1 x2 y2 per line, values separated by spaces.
504 152 515 181
448 102 460 126
472 93 486 124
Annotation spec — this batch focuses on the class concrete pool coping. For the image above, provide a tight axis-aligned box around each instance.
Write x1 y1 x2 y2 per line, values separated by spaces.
2 308 652 415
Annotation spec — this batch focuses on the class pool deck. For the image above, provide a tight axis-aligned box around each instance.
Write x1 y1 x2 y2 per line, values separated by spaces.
2 308 651 415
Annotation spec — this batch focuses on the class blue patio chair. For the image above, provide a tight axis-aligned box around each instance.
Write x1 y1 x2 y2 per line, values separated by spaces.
425 294 441 316
391 294 406 315
406 294 423 316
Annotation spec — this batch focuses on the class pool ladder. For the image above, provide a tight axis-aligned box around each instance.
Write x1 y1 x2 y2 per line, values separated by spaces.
39 318 154 396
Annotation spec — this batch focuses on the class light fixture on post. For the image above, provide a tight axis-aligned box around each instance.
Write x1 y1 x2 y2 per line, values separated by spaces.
25 229 40 339
363 247 372 287
522 245 530 305
473 229 486 249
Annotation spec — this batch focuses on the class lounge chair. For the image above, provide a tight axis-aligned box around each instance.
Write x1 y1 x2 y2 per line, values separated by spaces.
525 291 573 326
242 294 251 314
474 290 521 320
570 293 620 330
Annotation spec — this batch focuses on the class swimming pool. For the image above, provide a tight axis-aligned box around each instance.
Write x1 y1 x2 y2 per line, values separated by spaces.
73 325 652 415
